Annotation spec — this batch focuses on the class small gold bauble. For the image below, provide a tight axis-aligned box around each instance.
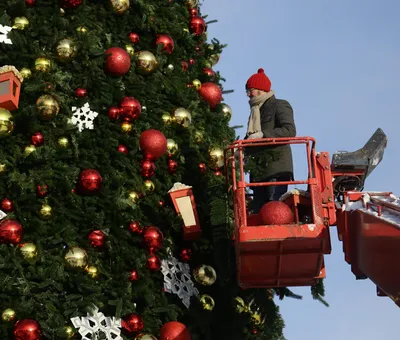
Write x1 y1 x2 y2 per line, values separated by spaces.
209 53 220 66
192 79 201 90
109 0 130 14
58 137 69 148
76 26 87 33
136 51 157 75
121 121 133 133
20 68 32 79
36 94 60 120
63 326 75 339
134 334 158 340
125 44 134 56
35 57 51 72
221 103 232 120
209 147 224 170
20 242 38 260
56 38 78 62
171 107 191 127
85 265 99 279
40 204 52 219
193 264 217 286
167 139 178 155
194 130 204 144
24 145 36 156
64 247 88 269
161 113 171 124
186 0 199 7
167 64 174 71
0 164 6 174
13 16 29 30
0 108 14 138
129 191 139 203
199 294 215 311
1 308 16 322
233 296 246 313
143 180 155 192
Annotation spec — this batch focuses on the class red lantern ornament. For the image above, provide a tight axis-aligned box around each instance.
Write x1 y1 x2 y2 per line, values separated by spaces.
119 96 141 121
122 313 144 336
104 47 131 77
168 159 178 175
189 8 198 16
160 321 191 340
0 219 23 245
140 159 156 178
154 34 174 54
129 221 143 234
88 230 105 249
108 106 121 120
1 198 13 212
13 319 42 340
189 16 206 36
31 132 44 146
143 226 164 253
147 254 161 271
198 82 222 109
25 0 36 6
199 163 206 173
36 184 48 198
75 87 87 97
60 0 82 9
180 248 192 262
117 144 129 155
259 201 294 225
139 129 167 161
129 269 139 281
78 169 103 194
202 67 215 80
128 32 140 44
181 61 189 71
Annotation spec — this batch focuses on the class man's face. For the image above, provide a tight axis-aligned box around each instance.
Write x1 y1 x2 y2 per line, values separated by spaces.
246 88 263 98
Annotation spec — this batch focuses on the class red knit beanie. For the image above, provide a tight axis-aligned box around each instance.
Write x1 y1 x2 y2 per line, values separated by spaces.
246 68 271 92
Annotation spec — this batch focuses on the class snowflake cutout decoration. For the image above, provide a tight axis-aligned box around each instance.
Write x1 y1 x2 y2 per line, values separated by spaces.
70 102 99 132
0 25 12 44
161 256 199 308
70 305 122 340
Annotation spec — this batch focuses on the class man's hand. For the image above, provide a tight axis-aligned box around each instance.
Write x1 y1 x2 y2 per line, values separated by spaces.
247 132 263 139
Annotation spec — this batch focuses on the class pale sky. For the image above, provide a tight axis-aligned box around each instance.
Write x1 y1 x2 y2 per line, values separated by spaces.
201 0 400 338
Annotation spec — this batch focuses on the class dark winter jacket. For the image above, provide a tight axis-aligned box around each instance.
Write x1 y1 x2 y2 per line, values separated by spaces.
246 95 296 181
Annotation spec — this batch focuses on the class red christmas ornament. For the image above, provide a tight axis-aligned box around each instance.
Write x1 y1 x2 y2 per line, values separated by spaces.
259 201 294 225
75 87 87 97
139 129 167 161
36 184 48 197
147 254 161 271
129 221 143 234
31 132 44 146
122 313 144 336
215 170 222 176
202 67 215 80
13 319 42 340
154 34 174 54
1 198 13 212
88 230 105 249
160 321 191 340
108 106 121 120
159 200 165 207
128 269 139 281
104 47 131 77
0 219 23 245
189 8 198 16
119 96 141 121
181 61 189 71
128 32 140 44
189 16 206 36
168 159 178 174
143 226 164 253
180 248 192 262
195 45 203 55
78 169 103 194
140 160 156 178
117 144 129 155
199 163 206 173
198 82 222 109
189 58 195 65
25 0 35 6
60 0 82 9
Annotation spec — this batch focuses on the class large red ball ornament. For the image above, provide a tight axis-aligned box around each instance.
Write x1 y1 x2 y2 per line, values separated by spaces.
13 319 42 340
159 321 191 340
198 82 222 109
154 34 174 54
139 129 167 161
143 226 164 253
140 160 156 178
78 169 103 194
88 230 105 249
119 96 141 121
147 254 161 272
60 0 82 9
31 132 44 146
1 198 13 212
259 201 294 225
189 16 206 36
0 219 22 245
104 47 131 77
122 313 144 336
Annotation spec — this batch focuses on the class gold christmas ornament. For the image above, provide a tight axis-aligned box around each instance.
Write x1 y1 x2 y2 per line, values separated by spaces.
63 326 75 338
167 139 178 155
134 334 158 340
136 51 157 75
194 130 204 144
161 113 171 124
20 243 38 260
143 180 155 192
209 54 220 66
129 190 139 203
193 264 217 286
167 64 174 71
85 265 99 279
209 147 224 170
36 94 60 120
20 68 32 79
109 0 130 14
121 121 133 133
24 145 36 156
12 16 29 30
171 107 191 127
58 137 69 148
40 204 52 219
192 79 201 90
55 38 78 62
1 308 16 322
0 164 6 174
76 26 87 33
186 0 199 7
35 57 51 72
221 103 232 120
125 44 135 56
0 108 14 138
199 294 215 311
64 247 88 269
233 296 246 313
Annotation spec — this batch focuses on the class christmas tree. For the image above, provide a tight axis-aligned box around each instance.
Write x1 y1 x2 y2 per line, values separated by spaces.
0 0 325 339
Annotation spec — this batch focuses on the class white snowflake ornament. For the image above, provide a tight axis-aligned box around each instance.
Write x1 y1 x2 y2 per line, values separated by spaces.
0 25 12 45
70 102 99 132
161 256 199 308
70 305 122 340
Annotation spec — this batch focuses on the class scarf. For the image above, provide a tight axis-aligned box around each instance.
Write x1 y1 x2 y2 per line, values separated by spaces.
246 91 275 137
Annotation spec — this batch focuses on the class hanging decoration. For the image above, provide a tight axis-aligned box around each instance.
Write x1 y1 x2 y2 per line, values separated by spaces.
0 25 12 45
70 103 99 132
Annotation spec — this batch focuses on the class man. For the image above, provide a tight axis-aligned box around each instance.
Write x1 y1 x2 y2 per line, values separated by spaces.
244 68 296 214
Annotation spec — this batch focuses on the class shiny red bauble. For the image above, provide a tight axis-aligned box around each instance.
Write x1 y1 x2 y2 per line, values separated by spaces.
202 67 215 80
147 254 161 272
117 144 129 155
31 132 44 146
78 169 103 194
88 230 105 249
189 16 206 36
259 201 294 225
119 96 141 121
122 313 144 336
189 8 198 16
159 321 191 340
180 248 192 262
198 82 222 109
140 160 156 178
128 269 139 281
13 319 42 340
154 34 174 54
0 219 22 245
129 221 143 234
143 226 164 253
104 47 131 77
1 198 13 212
168 159 178 174
25 0 35 6
181 61 189 71
108 106 121 120
60 0 82 8
128 32 140 44
75 87 87 97
199 163 206 173
139 129 167 161
36 184 48 198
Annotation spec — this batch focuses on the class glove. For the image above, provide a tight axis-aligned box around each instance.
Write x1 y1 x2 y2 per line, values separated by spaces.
247 132 263 139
